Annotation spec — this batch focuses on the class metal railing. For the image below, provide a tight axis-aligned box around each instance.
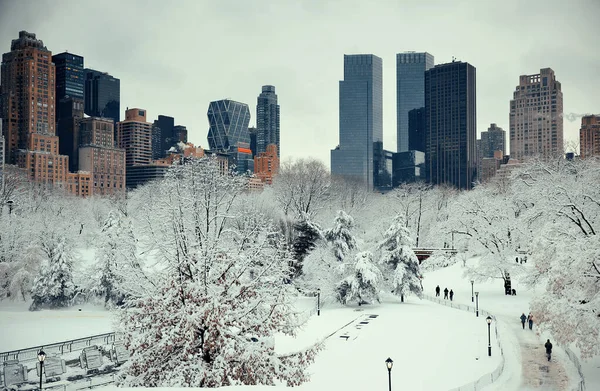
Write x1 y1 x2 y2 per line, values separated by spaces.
564 346 586 391
422 294 505 391
0 332 117 364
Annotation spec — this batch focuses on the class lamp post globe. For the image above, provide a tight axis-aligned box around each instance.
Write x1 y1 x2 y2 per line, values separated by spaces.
475 291 479 317
486 316 492 356
38 350 46 390
385 357 393 391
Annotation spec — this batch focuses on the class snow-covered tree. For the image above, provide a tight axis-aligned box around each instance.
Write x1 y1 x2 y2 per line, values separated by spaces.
30 238 75 310
291 213 323 278
378 214 422 302
118 157 319 387
324 210 357 262
336 251 381 305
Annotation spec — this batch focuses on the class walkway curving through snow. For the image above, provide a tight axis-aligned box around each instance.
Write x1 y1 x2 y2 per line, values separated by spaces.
508 320 571 390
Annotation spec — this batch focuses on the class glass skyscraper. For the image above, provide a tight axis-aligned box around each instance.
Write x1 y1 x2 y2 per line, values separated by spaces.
207 99 252 174
331 54 383 190
52 52 84 101
84 68 120 124
425 61 477 190
256 85 280 158
397 52 434 152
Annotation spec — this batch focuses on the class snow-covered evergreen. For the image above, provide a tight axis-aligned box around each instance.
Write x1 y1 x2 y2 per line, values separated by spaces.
30 238 76 310
324 210 357 262
336 251 382 305
291 213 323 278
378 214 422 302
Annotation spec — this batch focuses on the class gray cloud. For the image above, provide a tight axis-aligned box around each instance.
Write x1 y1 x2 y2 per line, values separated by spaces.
1 0 598 162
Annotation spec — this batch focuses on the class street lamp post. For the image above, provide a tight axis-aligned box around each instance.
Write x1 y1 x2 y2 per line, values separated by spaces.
6 200 13 215
317 288 321 316
452 231 455 250
37 350 46 390
385 357 393 391
475 292 479 317
471 280 474 302
486 316 492 356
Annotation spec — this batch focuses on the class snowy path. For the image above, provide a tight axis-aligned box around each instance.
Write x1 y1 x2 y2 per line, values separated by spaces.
508 321 571 391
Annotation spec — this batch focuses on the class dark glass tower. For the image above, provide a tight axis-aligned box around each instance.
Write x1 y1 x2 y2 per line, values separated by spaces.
425 61 477 190
151 115 175 158
331 54 383 190
256 85 280 157
480 123 506 158
408 107 426 152
52 52 84 101
84 68 120 125
207 99 252 174
397 52 434 152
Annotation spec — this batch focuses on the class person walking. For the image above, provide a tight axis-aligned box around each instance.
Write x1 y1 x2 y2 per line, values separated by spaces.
520 313 527 329
528 313 534 330
443 287 449 300
435 285 440 297
545 339 553 361
449 289 454 301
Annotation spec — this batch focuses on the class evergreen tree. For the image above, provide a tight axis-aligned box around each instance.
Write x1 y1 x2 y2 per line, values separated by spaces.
378 214 422 302
30 238 75 310
291 213 323 278
336 251 381 305
324 210 357 262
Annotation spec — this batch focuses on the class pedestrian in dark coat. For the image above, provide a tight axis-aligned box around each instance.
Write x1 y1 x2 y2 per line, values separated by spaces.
443 287 449 299
520 313 527 329
449 289 454 301
527 313 534 330
545 339 553 361
435 285 440 297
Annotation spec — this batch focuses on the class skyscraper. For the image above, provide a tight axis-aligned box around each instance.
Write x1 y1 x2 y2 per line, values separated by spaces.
408 107 426 152
509 68 563 161
480 123 506 158
580 115 600 159
52 52 84 102
207 99 252 173
151 115 175 159
84 68 120 124
397 52 434 153
256 85 280 157
425 60 477 190
57 97 84 172
331 54 383 189
116 108 152 166
0 31 70 186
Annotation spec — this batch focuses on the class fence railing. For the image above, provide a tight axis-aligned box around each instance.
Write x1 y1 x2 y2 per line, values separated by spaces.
563 346 586 391
422 294 505 391
0 332 117 364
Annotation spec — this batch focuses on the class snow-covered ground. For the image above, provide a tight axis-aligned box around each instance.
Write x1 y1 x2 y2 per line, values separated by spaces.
2 257 598 391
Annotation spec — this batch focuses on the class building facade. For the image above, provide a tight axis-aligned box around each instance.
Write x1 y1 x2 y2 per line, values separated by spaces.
207 99 252 174
52 52 84 103
116 108 152 166
509 68 563 161
256 85 280 157
397 52 434 152
151 115 175 159
0 31 72 187
408 107 426 153
331 54 383 190
254 143 279 184
78 117 125 196
480 123 506 158
57 97 84 172
84 68 120 125
580 115 600 159
392 150 425 187
425 61 477 190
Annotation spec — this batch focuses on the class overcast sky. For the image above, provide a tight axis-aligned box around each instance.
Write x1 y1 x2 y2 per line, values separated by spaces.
1 0 599 165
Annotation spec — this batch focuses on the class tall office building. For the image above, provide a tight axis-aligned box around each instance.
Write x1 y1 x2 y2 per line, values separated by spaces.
174 125 187 144
408 107 426 152
151 115 175 159
207 99 252 174
509 68 563 161
254 144 279 185
84 68 120 124
331 54 383 190
580 115 600 159
79 117 126 196
116 108 152 166
425 61 477 190
248 126 257 157
480 123 506 158
0 31 71 186
52 52 84 102
256 85 280 157
397 52 434 153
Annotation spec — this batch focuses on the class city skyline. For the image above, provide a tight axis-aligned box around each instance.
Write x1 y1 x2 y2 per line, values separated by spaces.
1 0 598 167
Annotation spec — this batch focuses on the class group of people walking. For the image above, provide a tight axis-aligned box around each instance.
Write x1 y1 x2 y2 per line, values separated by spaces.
520 312 534 330
435 285 454 301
